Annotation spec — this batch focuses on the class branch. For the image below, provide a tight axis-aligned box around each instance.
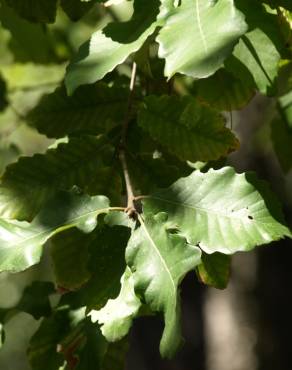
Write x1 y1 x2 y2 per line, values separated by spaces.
120 62 138 217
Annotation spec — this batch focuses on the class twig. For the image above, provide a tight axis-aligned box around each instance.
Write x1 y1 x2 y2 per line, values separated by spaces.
120 62 137 217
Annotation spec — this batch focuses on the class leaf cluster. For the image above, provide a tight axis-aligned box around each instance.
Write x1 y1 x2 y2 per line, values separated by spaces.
0 0 291 368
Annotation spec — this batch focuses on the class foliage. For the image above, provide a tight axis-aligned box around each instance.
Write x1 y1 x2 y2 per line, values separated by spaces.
0 0 291 368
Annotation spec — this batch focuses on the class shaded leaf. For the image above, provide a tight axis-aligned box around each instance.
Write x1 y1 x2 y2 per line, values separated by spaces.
0 135 118 220
4 0 57 23
102 338 129 370
16 281 55 319
261 0 292 11
60 0 95 21
138 95 239 162
197 253 231 289
156 0 247 79
28 310 70 370
0 191 109 273
0 2 56 63
195 68 255 111
51 228 93 291
26 83 128 138
279 90 292 127
271 118 292 173
126 212 201 358
74 320 108 370
143 167 291 254
0 74 8 112
226 0 286 95
60 224 130 311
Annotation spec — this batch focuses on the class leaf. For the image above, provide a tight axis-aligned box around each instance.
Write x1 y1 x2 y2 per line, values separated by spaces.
195 68 255 111
51 229 93 291
65 0 162 94
16 281 55 319
74 320 108 370
60 0 95 21
226 0 285 95
0 191 110 273
0 135 118 220
156 0 247 79
126 212 202 358
0 2 56 63
26 84 128 138
90 267 141 342
0 281 55 348
60 224 130 311
28 310 70 370
261 0 292 11
143 167 291 254
101 338 129 370
138 95 239 162
3 0 57 23
0 74 8 112
271 118 292 173
51 209 131 293
197 253 231 289
279 90 292 127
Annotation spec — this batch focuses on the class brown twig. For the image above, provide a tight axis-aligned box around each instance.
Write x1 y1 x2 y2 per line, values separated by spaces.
119 62 138 217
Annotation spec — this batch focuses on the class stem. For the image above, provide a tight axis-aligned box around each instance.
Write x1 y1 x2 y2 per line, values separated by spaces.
120 62 138 217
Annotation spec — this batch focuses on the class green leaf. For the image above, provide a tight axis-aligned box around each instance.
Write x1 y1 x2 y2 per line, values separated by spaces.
101 338 129 370
197 253 231 289
16 281 55 319
261 0 292 11
0 2 56 63
143 167 291 254
271 118 292 173
0 74 8 112
60 0 95 21
65 0 162 94
28 310 70 370
90 267 141 342
4 0 57 23
0 191 110 273
74 320 108 370
50 211 131 293
279 90 292 127
156 0 247 79
60 224 130 311
51 229 93 291
0 281 55 348
0 135 118 220
195 68 255 111
138 95 239 162
26 84 127 138
226 0 285 95
126 212 202 358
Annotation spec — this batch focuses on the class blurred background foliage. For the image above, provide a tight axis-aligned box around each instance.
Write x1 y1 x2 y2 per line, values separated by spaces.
0 1 291 370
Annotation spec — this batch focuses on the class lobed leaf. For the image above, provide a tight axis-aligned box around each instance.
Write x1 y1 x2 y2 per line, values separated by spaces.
0 135 119 220
126 212 202 358
59 224 130 311
65 0 162 94
156 0 247 79
138 95 239 162
26 83 128 138
226 0 286 95
0 191 110 273
143 167 291 254
90 267 141 342
195 68 255 111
